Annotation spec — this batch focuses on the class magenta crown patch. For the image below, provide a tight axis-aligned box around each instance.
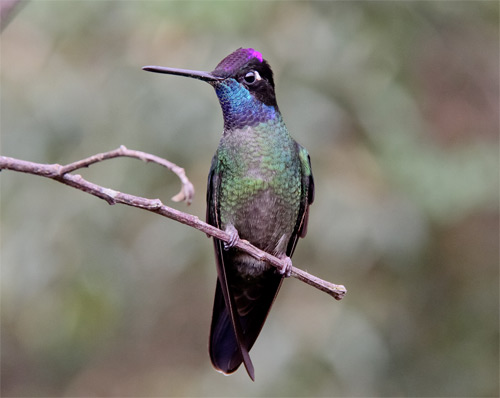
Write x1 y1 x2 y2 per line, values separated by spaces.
246 48 263 63
212 48 264 75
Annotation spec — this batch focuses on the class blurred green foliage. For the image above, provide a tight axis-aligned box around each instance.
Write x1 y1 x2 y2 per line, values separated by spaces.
1 1 498 397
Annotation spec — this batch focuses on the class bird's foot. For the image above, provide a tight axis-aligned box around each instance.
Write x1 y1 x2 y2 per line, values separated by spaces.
224 224 240 250
277 255 293 277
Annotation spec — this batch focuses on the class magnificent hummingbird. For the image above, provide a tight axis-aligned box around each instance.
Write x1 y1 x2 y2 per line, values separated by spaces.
143 48 314 380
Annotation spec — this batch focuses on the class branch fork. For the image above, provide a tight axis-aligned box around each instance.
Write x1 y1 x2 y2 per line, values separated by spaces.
0 146 346 300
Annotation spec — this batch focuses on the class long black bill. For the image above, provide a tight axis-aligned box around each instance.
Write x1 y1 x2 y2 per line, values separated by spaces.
142 66 221 83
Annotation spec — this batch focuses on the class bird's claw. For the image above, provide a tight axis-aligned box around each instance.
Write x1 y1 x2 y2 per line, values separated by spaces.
224 225 240 250
277 256 293 277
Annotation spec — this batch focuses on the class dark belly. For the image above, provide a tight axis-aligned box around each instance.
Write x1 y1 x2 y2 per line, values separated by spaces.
230 188 298 254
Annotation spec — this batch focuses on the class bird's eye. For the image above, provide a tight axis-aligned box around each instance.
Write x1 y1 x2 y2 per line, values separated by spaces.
244 70 261 84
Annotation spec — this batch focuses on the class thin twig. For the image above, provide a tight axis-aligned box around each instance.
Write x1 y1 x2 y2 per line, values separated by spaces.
59 145 195 205
0 149 346 300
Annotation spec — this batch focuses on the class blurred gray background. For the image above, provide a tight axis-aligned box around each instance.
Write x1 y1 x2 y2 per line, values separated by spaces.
1 1 498 396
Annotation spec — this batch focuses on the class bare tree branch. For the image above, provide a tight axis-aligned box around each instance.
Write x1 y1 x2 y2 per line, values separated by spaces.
59 145 195 205
0 147 346 300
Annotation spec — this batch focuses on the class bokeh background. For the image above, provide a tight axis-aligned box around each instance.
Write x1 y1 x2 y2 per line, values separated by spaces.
1 1 498 397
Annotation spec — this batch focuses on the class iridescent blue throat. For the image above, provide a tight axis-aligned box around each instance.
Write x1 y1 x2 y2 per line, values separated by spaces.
214 79 278 131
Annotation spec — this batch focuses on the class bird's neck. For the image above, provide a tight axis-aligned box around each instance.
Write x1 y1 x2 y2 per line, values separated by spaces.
214 79 281 132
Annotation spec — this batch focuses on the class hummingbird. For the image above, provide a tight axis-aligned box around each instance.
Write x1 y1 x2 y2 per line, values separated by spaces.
143 48 314 380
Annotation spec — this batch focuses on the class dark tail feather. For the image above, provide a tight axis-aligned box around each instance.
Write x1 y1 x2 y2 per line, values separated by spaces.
209 268 283 381
209 280 255 380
